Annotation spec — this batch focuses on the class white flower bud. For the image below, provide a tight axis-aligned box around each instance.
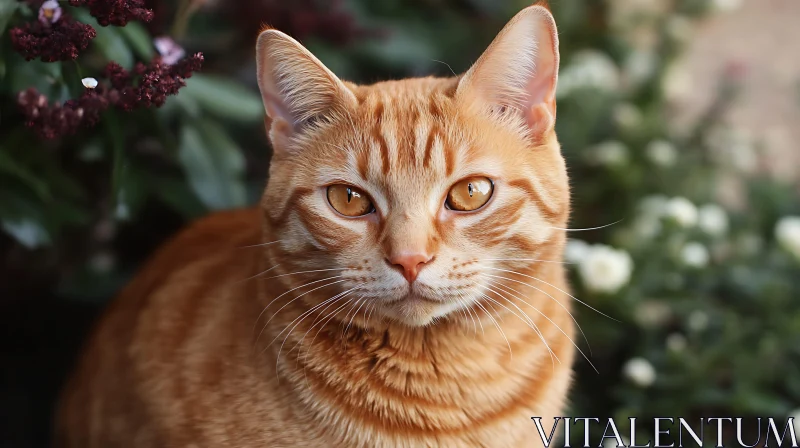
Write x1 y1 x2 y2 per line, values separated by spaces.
578 245 633 294
666 333 687 353
623 357 656 387
698 204 729 236
665 197 698 227
645 140 678 167
681 242 710 268
81 77 99 89
687 310 709 332
775 216 800 260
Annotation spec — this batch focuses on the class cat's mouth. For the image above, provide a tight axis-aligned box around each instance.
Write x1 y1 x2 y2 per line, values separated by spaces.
386 291 442 305
380 292 453 326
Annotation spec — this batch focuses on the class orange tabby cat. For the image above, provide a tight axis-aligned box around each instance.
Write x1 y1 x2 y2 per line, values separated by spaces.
56 4 576 447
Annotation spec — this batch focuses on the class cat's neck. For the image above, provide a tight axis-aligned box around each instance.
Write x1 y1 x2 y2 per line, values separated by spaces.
255 257 575 444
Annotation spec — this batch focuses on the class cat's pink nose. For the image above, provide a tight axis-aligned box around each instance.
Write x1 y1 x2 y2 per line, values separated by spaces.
387 252 433 284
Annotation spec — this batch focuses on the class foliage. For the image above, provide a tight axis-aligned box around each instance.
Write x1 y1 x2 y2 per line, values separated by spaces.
1 0 799 446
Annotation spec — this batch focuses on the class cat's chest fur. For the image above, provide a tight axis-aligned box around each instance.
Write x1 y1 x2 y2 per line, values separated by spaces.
56 209 574 448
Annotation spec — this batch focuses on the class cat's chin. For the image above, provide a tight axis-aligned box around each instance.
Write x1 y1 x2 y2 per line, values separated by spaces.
384 294 454 327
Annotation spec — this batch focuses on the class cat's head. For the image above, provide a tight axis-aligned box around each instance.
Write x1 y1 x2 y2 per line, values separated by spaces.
256 4 569 326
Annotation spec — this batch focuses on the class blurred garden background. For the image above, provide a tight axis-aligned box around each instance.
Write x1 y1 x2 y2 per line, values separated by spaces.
1 0 799 446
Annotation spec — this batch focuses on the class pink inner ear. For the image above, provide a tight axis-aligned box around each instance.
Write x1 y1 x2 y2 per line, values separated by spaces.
262 91 295 128
525 102 555 138
526 51 556 107
456 5 560 135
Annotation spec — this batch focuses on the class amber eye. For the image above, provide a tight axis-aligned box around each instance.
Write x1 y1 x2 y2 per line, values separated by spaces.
446 177 494 211
327 184 374 217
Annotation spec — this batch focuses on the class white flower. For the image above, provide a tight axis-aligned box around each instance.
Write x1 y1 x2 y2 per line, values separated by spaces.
624 50 658 88
646 140 678 167
613 103 643 131
633 215 662 239
579 245 633 294
557 50 619 97
698 204 729 236
713 0 743 13
565 239 591 264
687 310 709 332
38 0 62 26
591 141 629 167
634 300 672 327
662 63 692 103
81 77 99 89
776 217 800 259
665 197 698 227
623 357 656 387
154 36 186 65
666 333 687 353
639 195 669 216
681 242 710 268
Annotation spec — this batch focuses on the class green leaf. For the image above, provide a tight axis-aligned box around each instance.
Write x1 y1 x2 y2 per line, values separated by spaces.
1 219 50 249
151 176 207 219
0 149 51 201
181 74 263 122
8 53 64 97
177 120 246 210
72 9 134 69
94 26 134 70
118 22 154 60
0 1 18 36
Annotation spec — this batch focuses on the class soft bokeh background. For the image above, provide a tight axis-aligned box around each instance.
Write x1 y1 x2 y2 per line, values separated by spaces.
2 0 799 446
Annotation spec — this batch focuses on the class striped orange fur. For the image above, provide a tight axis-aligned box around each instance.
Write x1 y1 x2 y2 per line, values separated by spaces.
56 4 576 447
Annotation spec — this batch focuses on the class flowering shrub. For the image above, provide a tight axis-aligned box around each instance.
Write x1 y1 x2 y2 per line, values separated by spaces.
554 0 800 440
1 0 799 446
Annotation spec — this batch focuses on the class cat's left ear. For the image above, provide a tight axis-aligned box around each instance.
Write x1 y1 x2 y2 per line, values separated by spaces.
456 5 559 136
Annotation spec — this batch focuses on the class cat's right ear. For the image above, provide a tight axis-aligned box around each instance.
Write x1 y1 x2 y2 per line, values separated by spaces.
456 5 559 138
255 29 356 151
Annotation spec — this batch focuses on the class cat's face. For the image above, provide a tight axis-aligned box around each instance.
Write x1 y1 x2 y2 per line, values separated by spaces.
257 5 568 326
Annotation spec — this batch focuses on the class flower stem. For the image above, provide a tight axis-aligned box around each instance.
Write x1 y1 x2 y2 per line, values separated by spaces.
170 0 197 40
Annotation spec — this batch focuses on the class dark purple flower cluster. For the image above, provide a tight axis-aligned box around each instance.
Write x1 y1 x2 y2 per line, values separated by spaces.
18 53 204 138
17 88 108 139
103 53 204 110
10 13 97 62
68 0 154 27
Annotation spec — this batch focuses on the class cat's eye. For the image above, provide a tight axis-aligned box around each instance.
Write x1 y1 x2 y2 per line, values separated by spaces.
327 184 374 217
446 177 494 212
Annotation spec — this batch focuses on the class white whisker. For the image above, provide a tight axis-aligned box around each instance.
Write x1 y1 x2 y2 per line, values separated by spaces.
476 258 570 264
478 289 558 368
482 271 593 355
470 294 511 359
342 296 369 342
273 284 364 377
252 275 346 351
265 267 349 280
540 219 623 232
236 263 280 284
483 277 598 374
238 240 283 248
487 267 619 322
253 275 343 335
258 278 349 354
